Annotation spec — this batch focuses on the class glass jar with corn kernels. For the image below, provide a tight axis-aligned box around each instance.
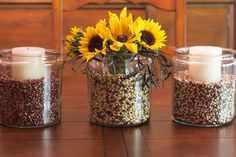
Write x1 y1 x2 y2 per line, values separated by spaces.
87 56 153 126
172 47 235 127
0 48 63 128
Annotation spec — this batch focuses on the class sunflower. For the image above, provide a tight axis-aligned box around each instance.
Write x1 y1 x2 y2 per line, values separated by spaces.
65 34 76 57
133 17 166 50
70 26 81 36
79 20 109 61
108 7 140 54
65 26 82 58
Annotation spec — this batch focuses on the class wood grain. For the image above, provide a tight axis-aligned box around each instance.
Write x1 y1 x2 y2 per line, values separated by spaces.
0 0 234 51
0 122 102 140
176 0 187 47
102 128 128 157
122 128 151 157
142 120 236 139
0 140 104 157
188 0 233 3
53 0 63 51
146 139 236 157
63 0 176 11
0 47 236 157
234 0 236 49
187 3 229 47
0 0 60 50
0 0 52 3
0 1 235 156
0 9 53 49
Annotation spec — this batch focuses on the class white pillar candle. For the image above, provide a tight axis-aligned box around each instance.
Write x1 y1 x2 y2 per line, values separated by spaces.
12 47 45 80
189 46 222 83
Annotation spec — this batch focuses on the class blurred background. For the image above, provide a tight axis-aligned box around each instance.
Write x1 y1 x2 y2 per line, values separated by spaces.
0 0 234 50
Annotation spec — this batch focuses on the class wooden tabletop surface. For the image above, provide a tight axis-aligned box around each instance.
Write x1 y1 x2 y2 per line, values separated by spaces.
0 55 236 157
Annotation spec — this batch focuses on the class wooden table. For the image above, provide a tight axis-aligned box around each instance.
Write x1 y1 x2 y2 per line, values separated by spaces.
0 62 236 157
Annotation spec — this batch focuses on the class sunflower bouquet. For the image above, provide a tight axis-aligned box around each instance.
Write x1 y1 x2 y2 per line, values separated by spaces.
65 7 171 126
65 7 171 87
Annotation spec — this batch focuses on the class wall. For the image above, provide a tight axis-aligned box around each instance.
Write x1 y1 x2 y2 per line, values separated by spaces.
0 0 234 49
0 0 54 49
187 0 234 48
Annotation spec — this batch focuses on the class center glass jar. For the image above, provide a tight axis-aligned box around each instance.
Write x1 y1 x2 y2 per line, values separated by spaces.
0 48 63 128
87 56 152 126
172 47 235 127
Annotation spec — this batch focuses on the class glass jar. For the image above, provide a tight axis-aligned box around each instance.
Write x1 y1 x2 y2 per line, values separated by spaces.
0 48 63 128
87 56 152 126
172 47 235 127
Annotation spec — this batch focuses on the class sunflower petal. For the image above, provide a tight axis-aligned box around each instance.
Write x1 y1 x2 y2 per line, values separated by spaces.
66 35 74 42
109 11 121 35
70 26 81 36
110 42 122 52
125 43 137 54
120 7 127 18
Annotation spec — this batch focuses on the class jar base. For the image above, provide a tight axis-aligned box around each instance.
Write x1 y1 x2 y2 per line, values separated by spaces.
0 121 61 128
89 118 150 127
172 117 234 127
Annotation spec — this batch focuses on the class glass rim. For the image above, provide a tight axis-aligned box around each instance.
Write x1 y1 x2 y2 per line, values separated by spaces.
175 47 236 59
0 49 62 60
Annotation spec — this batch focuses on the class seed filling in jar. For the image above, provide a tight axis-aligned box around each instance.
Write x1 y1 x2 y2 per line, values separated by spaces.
0 48 63 128
173 70 235 126
88 71 151 126
172 47 235 127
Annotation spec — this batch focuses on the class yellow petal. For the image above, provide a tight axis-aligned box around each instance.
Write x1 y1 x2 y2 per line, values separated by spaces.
125 43 137 54
110 43 122 52
66 35 74 42
109 11 121 35
71 26 80 35
120 7 127 19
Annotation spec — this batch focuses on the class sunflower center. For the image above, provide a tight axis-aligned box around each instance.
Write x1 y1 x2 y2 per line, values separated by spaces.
141 30 155 46
88 35 103 52
117 35 128 42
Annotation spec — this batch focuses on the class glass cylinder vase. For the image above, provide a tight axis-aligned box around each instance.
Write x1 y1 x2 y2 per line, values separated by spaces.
87 56 153 126
172 47 235 127
0 48 63 128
